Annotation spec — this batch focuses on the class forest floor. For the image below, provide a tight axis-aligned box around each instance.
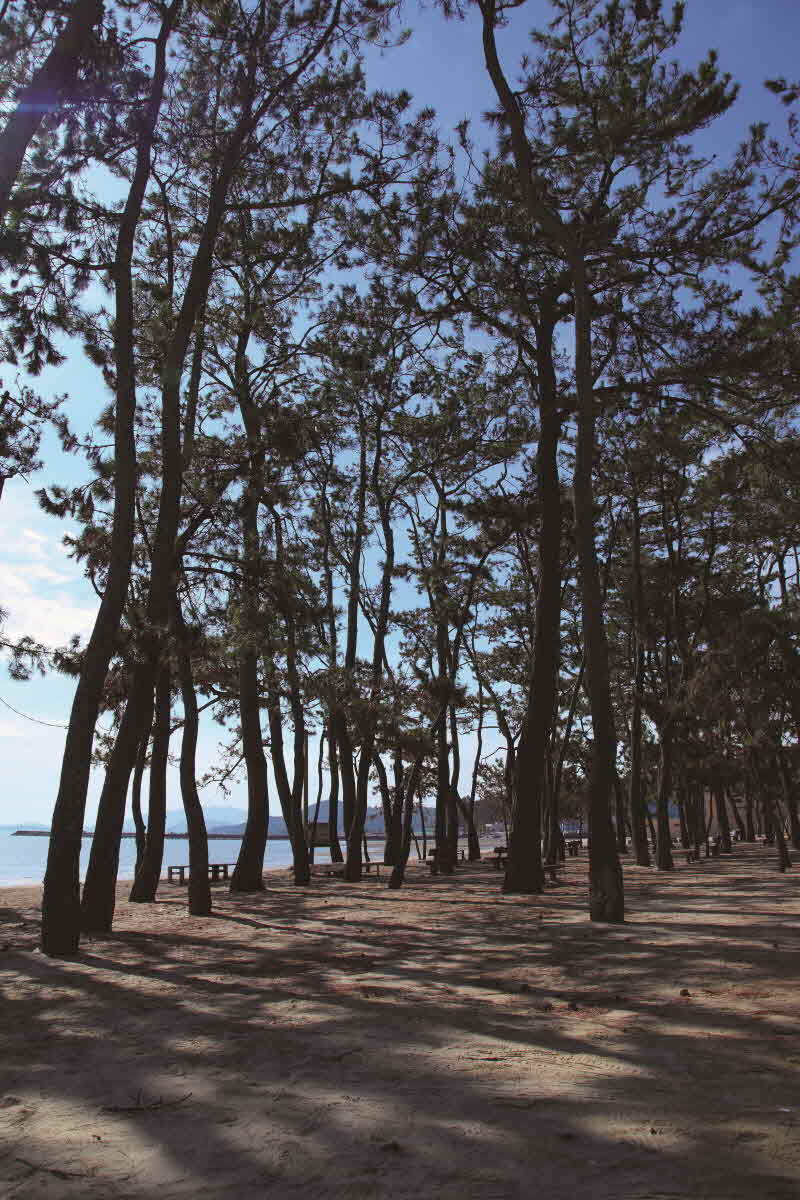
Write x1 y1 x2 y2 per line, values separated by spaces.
1 845 799 1200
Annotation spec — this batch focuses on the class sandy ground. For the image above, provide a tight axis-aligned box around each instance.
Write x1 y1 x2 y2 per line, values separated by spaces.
1 845 799 1200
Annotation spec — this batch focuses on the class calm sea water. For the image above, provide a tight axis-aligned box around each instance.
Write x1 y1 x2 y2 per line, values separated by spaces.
0 830 381 887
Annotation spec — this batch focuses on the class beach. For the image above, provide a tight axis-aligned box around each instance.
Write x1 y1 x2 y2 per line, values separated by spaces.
1 847 798 1199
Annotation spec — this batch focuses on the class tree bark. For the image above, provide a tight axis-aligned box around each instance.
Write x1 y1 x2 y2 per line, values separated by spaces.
263 640 310 886
230 318 269 891
388 754 424 889
345 458 395 882
777 750 800 850
571 259 623 921
614 772 627 854
744 787 756 841
326 720 344 862
715 788 732 853
41 2 179 956
79 680 155 933
374 753 400 864
677 784 690 850
231 649 269 891
478 0 621 920
628 619 650 866
0 0 103 222
504 316 561 895
175 606 211 916
129 667 171 901
654 728 675 870
465 691 484 862
131 719 150 877
81 12 266 920
727 790 747 840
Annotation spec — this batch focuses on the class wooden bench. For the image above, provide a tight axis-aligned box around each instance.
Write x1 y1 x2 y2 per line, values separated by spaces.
363 860 389 878
566 839 581 858
167 863 234 885
313 860 387 878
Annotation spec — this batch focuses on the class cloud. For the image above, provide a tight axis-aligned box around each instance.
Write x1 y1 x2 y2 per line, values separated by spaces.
0 489 97 648
0 563 97 645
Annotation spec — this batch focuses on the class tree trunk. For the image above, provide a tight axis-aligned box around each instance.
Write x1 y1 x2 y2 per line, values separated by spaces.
230 649 269 891
231 320 268 892
727 791 747 840
93 22 264 905
175 607 211 916
334 710 356 840
41 3 178 956
344 478 395 882
715 788 732 853
614 772 627 854
571 259 623 921
744 787 756 841
655 727 675 870
0 0 103 221
769 794 792 871
375 753 400 864
80 678 155 933
691 785 704 858
130 710 154 873
677 787 690 849
466 690 483 861
264 648 309 886
628 638 650 865
129 667 171 901
777 751 800 850
504 314 561 894
478 0 620 916
130 718 150 877
434 693 453 872
327 720 344 862
388 755 424 889
307 733 326 865
447 704 462 858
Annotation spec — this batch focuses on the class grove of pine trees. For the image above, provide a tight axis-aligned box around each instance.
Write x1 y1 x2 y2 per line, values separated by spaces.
0 0 798 958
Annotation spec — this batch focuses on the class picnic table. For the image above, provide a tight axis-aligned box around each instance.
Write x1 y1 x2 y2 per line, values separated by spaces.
167 862 234 885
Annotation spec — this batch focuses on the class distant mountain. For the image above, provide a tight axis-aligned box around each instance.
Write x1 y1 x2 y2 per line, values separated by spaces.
115 800 437 839
164 805 248 834
211 816 290 836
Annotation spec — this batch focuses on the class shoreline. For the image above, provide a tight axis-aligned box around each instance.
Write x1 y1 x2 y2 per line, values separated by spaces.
0 838 404 892
10 829 290 839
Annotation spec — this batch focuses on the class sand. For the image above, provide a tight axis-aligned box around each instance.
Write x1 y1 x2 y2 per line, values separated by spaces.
1 845 799 1200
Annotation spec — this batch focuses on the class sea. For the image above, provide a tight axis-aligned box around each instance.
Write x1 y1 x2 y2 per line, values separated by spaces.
0 828 385 888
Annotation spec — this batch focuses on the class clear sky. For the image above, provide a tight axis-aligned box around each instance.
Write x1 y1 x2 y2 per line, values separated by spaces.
1 0 799 826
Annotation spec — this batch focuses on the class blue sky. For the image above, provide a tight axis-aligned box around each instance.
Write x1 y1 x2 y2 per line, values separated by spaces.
1 0 798 826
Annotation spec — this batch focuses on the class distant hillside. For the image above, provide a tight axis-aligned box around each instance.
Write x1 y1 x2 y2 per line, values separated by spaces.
116 800 437 838
121 806 249 835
